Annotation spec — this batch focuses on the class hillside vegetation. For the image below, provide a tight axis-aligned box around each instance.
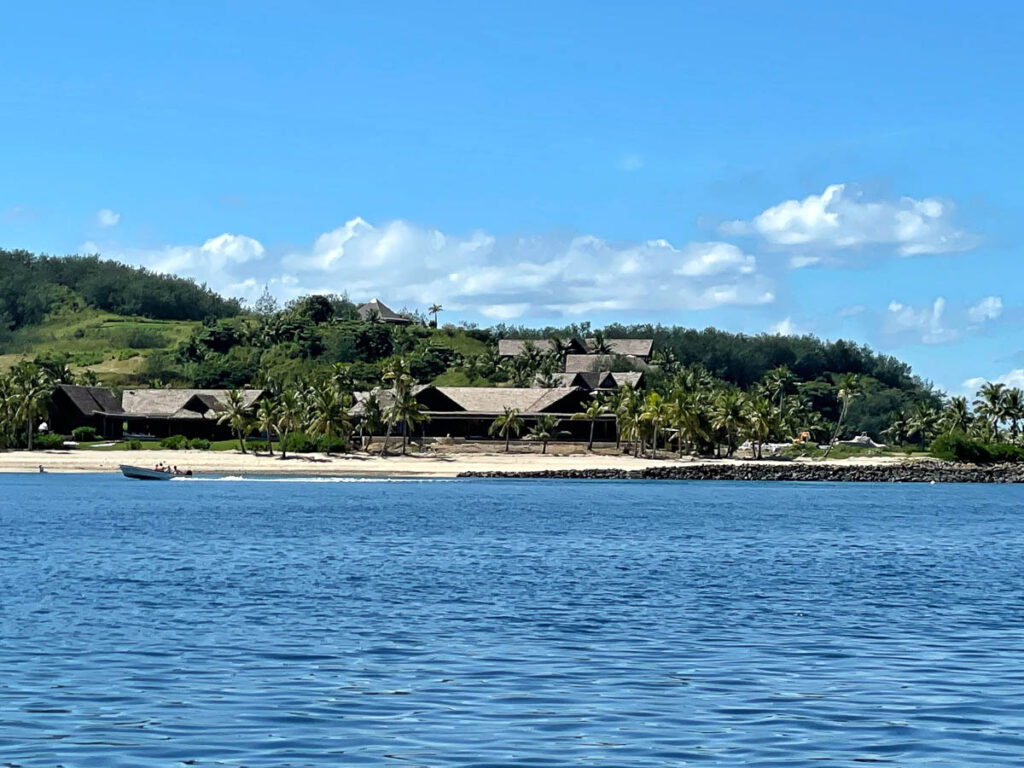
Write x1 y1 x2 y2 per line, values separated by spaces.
1 248 956 446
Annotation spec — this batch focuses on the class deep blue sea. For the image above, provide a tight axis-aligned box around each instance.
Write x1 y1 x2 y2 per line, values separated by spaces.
1 474 1023 767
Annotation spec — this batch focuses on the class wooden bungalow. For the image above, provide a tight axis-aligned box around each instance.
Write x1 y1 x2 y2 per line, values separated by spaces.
410 385 614 441
49 384 125 438
118 388 265 439
47 385 265 440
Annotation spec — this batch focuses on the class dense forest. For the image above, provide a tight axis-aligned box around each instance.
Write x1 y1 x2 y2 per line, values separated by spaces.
0 249 240 335
4 248 998 452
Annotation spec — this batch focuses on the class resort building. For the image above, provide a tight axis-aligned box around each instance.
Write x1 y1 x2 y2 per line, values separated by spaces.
356 298 413 325
49 384 266 440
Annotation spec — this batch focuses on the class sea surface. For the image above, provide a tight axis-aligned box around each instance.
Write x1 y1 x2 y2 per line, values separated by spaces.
1 474 1023 767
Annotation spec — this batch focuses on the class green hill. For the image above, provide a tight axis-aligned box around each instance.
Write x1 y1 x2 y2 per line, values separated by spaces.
1 248 943 440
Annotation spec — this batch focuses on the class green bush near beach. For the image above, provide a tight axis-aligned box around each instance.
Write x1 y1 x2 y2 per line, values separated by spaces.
71 426 99 442
930 434 1024 464
159 434 187 450
34 433 67 450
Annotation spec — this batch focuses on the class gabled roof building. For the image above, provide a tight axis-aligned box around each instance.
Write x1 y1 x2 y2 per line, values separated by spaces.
356 298 412 324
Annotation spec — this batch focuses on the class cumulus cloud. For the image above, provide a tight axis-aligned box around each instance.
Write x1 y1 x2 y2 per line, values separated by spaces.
97 209 120 228
967 295 1002 323
723 183 976 258
84 220 773 318
281 219 774 317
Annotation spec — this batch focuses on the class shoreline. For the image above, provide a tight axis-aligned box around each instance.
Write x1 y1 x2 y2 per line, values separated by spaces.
0 448 1016 482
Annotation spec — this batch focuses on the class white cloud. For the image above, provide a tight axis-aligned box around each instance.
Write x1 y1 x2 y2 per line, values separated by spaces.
97 209 120 228
788 254 822 269
962 369 1024 394
967 296 1002 323
769 317 799 335
675 242 756 277
839 304 865 317
884 297 960 344
724 183 975 257
266 219 774 317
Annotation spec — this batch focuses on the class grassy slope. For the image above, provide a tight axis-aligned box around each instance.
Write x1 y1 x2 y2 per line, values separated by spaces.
0 309 198 382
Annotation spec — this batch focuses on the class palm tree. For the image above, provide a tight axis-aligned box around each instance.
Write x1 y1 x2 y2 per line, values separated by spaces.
667 389 707 456
1005 388 1024 442
906 401 938 445
380 358 414 456
939 395 972 435
489 406 525 452
387 389 430 455
308 385 351 455
974 382 1009 442
572 399 610 451
711 388 747 457
822 374 860 459
275 389 305 459
429 303 443 327
12 363 53 451
641 392 669 458
255 398 280 455
762 365 796 416
217 389 253 453
743 396 776 459
527 414 561 454
589 331 613 355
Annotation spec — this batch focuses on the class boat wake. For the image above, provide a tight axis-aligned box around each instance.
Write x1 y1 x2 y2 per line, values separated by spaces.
173 475 451 483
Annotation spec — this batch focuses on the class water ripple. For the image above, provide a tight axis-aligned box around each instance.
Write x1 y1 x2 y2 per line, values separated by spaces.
0 476 1022 766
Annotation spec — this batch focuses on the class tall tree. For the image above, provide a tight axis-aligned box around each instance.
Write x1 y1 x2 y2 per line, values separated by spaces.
255 398 280 456
489 406 525 452
527 414 561 454
217 389 253 453
822 374 861 459
572 399 610 452
428 303 443 327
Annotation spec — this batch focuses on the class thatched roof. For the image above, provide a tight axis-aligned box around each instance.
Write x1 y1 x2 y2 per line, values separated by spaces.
610 371 644 388
357 298 411 324
497 338 587 357
56 384 123 416
426 386 582 414
120 389 264 418
584 338 654 358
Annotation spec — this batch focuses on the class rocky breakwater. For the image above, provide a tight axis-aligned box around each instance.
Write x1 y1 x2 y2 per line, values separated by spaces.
458 461 1024 483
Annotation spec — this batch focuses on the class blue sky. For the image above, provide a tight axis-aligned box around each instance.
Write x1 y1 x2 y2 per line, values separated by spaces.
2 2 1023 393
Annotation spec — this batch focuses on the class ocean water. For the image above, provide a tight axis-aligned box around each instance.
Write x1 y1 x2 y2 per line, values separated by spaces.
1 475 1022 767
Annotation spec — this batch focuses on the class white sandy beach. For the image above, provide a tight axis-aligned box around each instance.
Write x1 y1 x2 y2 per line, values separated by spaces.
0 448 910 478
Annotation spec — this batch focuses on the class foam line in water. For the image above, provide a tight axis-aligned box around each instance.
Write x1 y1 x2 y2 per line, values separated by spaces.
173 475 452 483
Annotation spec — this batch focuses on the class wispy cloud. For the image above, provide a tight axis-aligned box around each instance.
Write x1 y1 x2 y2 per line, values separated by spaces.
96 208 120 228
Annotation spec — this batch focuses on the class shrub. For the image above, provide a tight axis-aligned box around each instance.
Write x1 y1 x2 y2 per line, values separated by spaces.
128 439 143 450
286 431 318 453
35 433 67 450
187 438 211 451
931 433 1024 464
160 434 188 450
72 426 99 442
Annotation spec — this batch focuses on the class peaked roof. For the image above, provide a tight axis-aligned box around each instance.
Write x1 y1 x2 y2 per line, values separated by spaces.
357 298 410 323
422 386 583 414
120 389 264 417
56 384 123 416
